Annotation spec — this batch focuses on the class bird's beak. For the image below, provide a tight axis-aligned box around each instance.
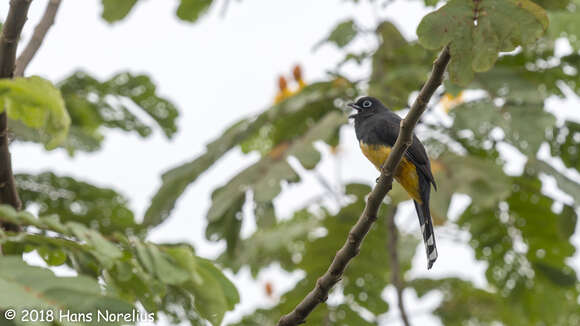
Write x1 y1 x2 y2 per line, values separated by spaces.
347 102 361 119
347 102 361 111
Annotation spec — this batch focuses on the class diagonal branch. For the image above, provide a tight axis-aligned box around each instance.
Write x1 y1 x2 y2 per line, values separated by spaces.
387 205 411 326
14 0 62 77
0 0 33 231
277 46 450 326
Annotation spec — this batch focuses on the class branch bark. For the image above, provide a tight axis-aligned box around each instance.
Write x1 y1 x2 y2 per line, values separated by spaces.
387 206 411 326
277 46 450 326
14 0 62 77
0 0 33 231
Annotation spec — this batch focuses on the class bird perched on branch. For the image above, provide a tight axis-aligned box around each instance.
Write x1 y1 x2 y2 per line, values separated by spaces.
349 96 438 269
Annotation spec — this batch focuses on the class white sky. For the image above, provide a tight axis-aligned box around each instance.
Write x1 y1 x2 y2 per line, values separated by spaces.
2 1 579 325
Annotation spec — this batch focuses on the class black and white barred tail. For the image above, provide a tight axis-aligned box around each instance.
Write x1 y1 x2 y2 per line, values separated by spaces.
413 200 438 269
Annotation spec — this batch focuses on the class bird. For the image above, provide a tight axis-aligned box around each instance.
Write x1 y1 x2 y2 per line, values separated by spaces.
348 96 438 269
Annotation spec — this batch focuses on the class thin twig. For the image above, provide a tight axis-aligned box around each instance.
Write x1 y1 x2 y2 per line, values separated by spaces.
0 0 33 233
14 0 62 77
387 205 411 326
277 46 450 326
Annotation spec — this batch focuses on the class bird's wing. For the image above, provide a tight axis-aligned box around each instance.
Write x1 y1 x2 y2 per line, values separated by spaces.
374 114 437 190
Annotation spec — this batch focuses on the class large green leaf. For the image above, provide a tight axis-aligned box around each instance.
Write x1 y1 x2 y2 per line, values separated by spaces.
417 0 548 85
16 172 141 236
0 76 70 149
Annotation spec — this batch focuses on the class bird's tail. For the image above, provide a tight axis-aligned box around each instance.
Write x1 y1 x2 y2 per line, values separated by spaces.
413 199 438 269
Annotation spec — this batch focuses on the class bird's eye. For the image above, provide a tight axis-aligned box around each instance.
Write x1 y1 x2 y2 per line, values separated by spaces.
362 100 372 108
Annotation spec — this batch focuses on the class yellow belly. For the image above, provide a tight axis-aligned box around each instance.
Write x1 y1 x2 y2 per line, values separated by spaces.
359 141 422 203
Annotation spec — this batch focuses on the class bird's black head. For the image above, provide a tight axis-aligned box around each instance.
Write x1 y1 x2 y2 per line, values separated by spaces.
347 96 386 119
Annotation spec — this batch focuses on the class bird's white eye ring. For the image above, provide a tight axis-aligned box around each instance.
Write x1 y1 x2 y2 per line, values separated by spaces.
362 100 372 108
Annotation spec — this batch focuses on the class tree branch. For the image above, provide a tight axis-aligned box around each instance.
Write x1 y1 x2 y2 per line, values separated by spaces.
387 205 411 326
14 0 62 77
0 0 33 231
277 46 450 326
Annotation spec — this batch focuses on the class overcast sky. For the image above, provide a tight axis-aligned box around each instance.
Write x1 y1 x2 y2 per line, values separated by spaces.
2 1 579 325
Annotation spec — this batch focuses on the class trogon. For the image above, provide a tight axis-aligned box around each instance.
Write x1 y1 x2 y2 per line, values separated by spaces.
349 96 438 269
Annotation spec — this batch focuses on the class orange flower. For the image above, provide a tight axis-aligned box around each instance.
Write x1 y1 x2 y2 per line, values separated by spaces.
292 64 306 91
440 91 464 113
274 76 292 104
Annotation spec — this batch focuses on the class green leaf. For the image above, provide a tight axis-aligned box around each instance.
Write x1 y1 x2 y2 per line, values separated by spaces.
548 1 580 50
230 184 420 323
16 172 141 236
532 0 570 10
412 278 521 325
146 81 354 228
177 0 213 22
218 209 319 276
527 159 580 204
417 0 549 85
68 223 123 269
0 256 133 319
0 76 70 149
0 206 239 326
159 246 239 326
206 112 346 253
9 71 178 154
369 21 435 109
101 0 138 23
430 152 511 221
144 117 266 227
550 120 580 173
315 19 358 49
451 100 556 156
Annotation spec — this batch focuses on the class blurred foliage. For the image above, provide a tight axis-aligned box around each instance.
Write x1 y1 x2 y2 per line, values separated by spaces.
0 205 238 326
2 0 580 326
15 172 142 236
10 71 179 154
145 80 356 229
0 255 133 326
315 19 359 50
229 184 418 325
100 0 215 23
417 0 549 86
